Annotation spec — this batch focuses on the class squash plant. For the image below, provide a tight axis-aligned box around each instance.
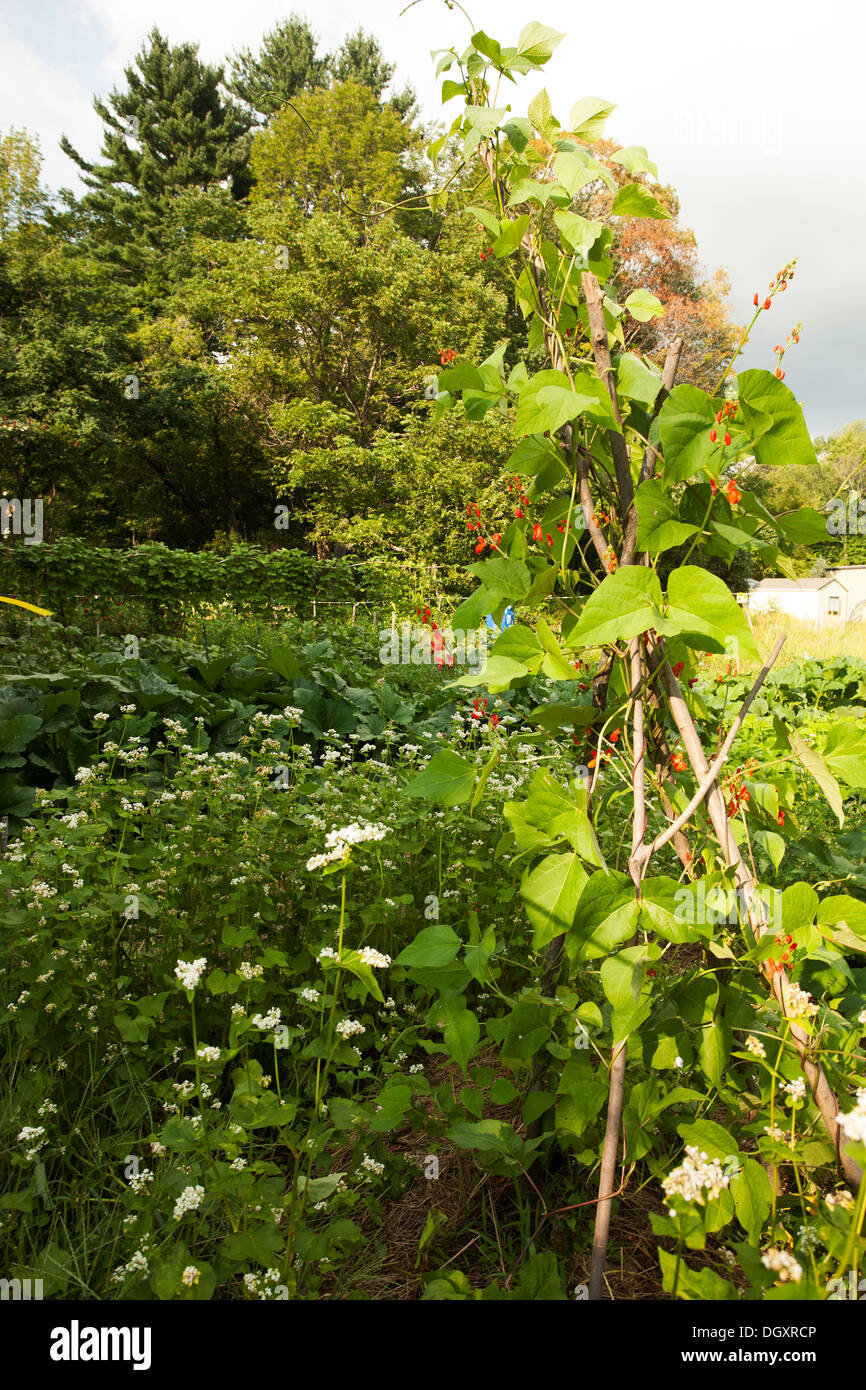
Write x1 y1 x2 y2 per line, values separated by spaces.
425 19 866 1299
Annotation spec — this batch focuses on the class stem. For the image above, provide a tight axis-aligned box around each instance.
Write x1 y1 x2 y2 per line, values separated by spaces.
589 637 646 1300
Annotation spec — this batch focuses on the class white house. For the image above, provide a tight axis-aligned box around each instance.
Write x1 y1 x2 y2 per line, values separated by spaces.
825 565 866 621
742 576 849 628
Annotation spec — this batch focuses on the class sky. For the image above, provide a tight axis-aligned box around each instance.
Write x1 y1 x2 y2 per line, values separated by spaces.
1 0 864 436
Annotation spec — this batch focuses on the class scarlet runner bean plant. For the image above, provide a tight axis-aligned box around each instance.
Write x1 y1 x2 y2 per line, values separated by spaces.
423 16 866 1299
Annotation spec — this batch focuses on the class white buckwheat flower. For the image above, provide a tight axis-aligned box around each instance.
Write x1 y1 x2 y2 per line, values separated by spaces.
173 1185 205 1221
783 1077 807 1105
760 1248 802 1283
174 958 207 990
783 983 819 1019
745 1035 766 1058
837 1094 866 1146
336 1018 365 1041
251 1008 281 1031
661 1146 730 1205
359 947 391 969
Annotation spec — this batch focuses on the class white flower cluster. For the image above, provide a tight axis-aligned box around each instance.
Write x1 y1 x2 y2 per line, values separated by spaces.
760 1247 803 1283
237 962 263 981
358 946 391 969
661 1146 730 1206
17 1125 47 1160
837 1093 866 1146
243 1267 284 1299
300 987 320 1004
181 1266 201 1287
306 820 390 871
783 983 819 1019
784 1077 807 1105
174 958 207 990
251 1008 281 1031
336 1018 365 1041
196 1046 221 1063
825 1188 854 1211
745 1035 766 1058
173 1184 205 1221
111 1249 149 1283
128 1167 154 1194
357 1154 384 1176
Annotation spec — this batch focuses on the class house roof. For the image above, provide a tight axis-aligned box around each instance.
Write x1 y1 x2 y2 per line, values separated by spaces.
752 577 847 591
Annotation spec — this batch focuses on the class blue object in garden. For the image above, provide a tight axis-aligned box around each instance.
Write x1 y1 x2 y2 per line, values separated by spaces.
485 605 516 634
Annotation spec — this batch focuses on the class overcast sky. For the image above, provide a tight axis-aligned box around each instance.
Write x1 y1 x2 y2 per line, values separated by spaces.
1 0 863 436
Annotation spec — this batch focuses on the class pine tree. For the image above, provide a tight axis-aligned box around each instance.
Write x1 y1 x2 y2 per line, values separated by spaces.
60 28 252 274
333 28 416 118
229 15 330 120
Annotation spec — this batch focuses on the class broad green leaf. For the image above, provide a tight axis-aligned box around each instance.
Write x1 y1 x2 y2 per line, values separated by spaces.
466 555 533 604
731 1159 772 1245
792 733 844 827
640 876 712 943
553 151 606 197
536 614 581 681
503 117 533 152
517 22 566 63
491 214 531 258
520 851 588 949
464 923 497 983
736 370 818 469
779 882 818 933
437 995 480 1076
553 210 604 257
677 1118 739 1162
566 567 663 649
658 384 719 483
775 507 828 545
568 97 616 141
611 183 670 219
448 652 530 693
819 722 866 789
624 288 665 322
467 205 501 238
514 368 617 436
635 479 699 555
568 870 639 960
447 1119 524 1158
698 1016 731 1088
508 178 562 208
396 923 462 969
406 749 475 806
617 353 664 409
489 624 543 665
470 31 503 65
527 89 556 137
610 145 658 177
665 566 760 661
817 895 866 939
437 360 486 393
659 1250 737 1300
0 714 42 753
507 434 564 476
